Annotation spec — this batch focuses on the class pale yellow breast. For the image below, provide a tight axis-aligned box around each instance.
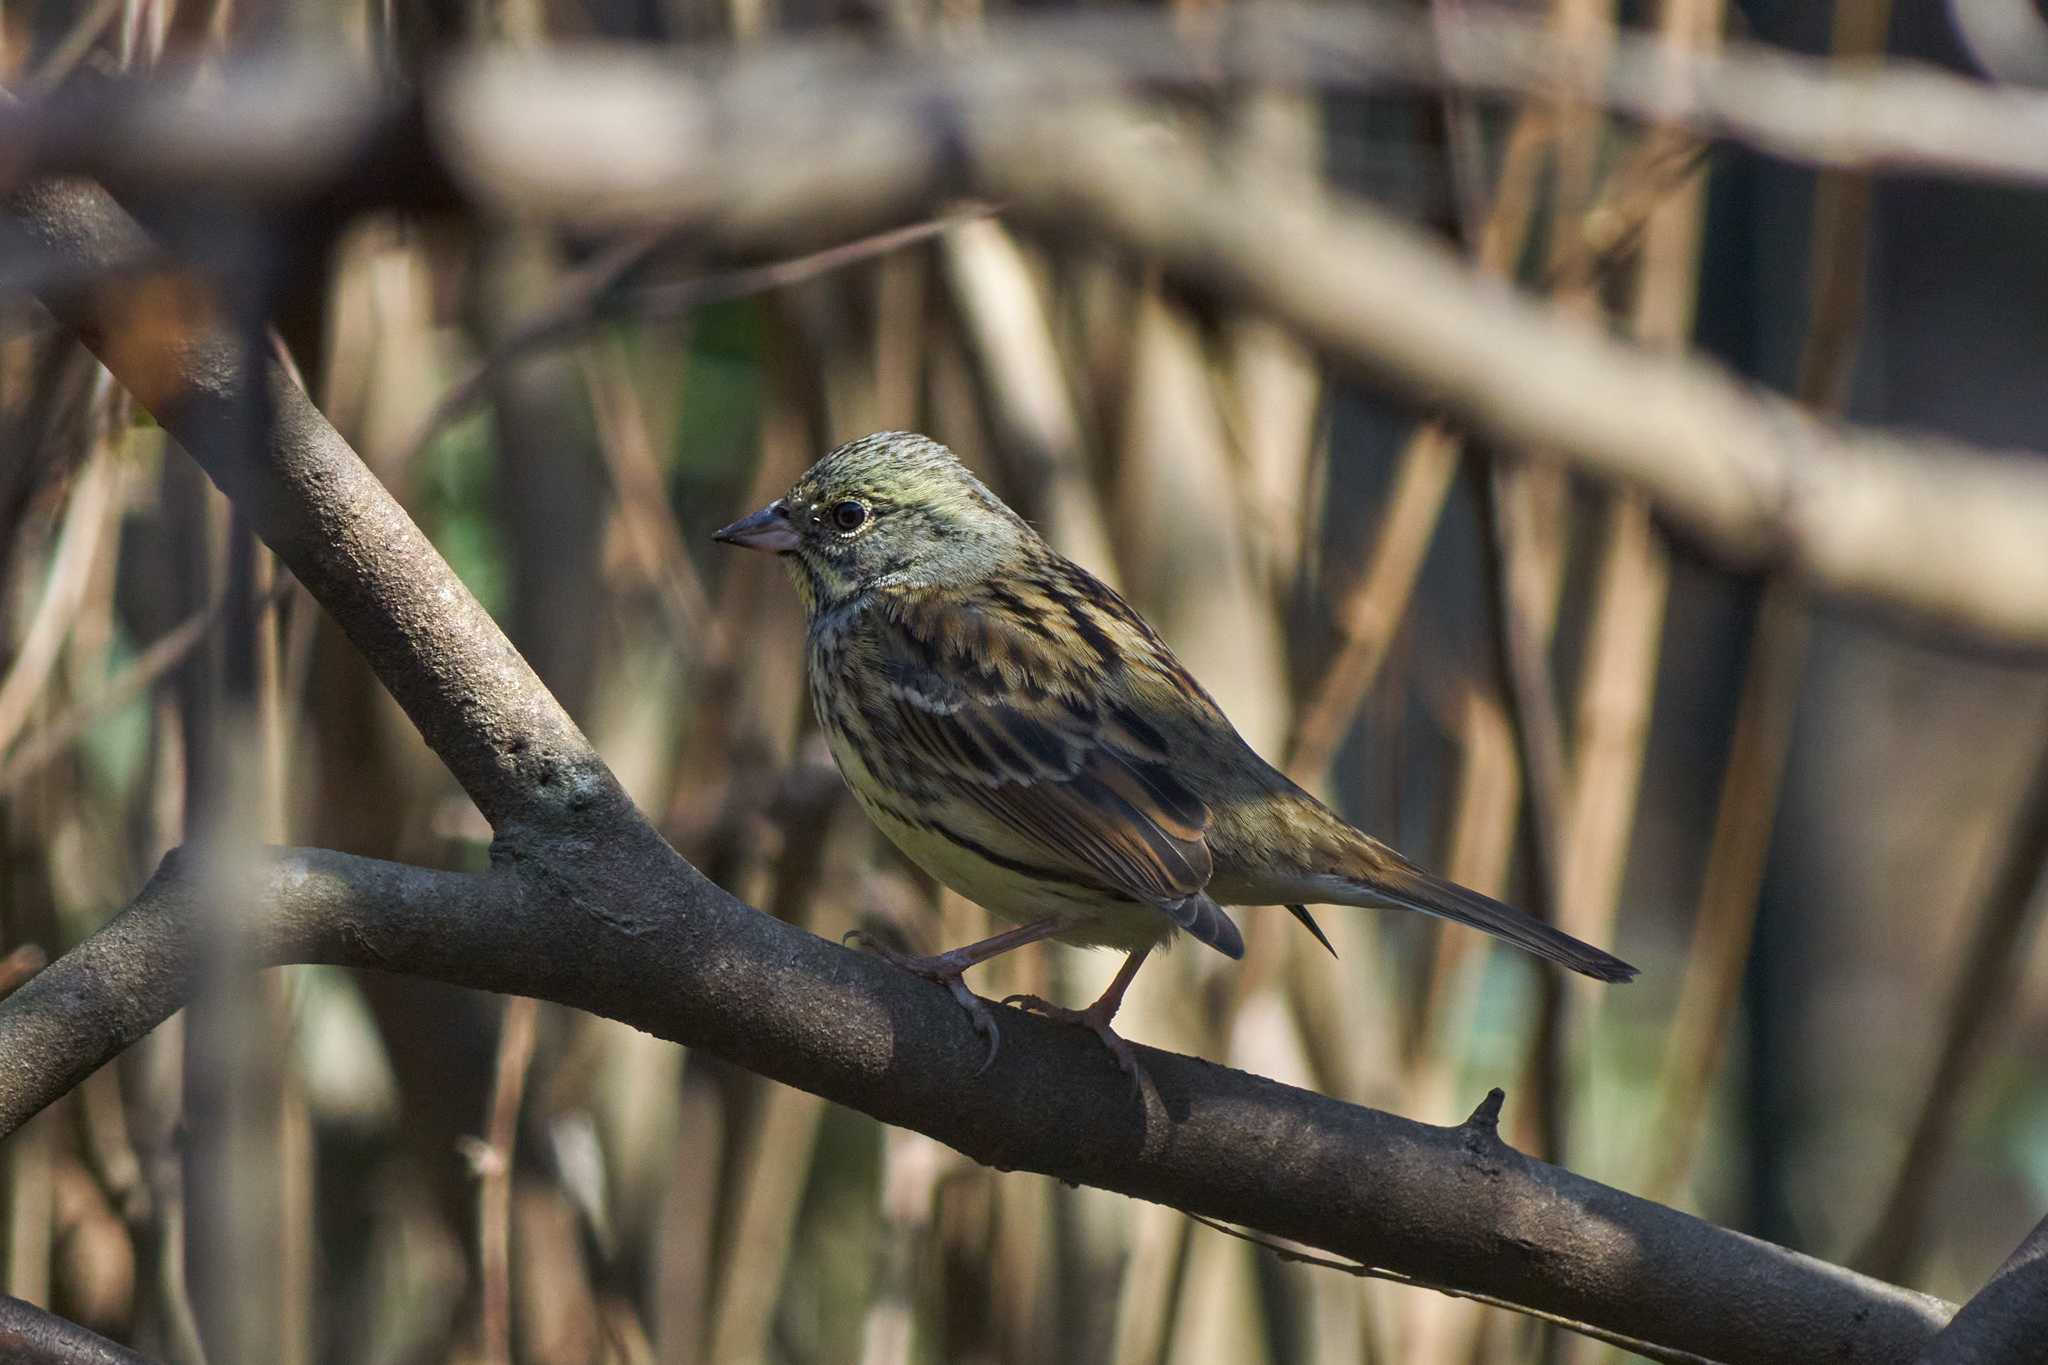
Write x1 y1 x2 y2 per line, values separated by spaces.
824 724 1172 953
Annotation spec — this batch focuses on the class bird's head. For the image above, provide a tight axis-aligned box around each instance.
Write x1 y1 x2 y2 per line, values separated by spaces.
713 431 1033 615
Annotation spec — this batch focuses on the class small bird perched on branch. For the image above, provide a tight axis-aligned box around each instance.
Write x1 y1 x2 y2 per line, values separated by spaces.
715 432 1635 1078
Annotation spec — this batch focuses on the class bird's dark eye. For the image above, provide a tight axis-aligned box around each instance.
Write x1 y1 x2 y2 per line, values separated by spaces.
830 500 869 533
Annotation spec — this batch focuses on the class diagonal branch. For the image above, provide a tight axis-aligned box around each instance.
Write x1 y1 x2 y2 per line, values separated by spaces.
10 177 636 841
0 1293 157 1365
1915 1211 2048 1365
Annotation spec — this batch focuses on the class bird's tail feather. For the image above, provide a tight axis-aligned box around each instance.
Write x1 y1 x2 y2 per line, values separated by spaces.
1334 861 1637 983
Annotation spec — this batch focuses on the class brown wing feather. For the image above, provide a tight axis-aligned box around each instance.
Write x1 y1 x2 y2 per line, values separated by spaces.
873 593 1214 909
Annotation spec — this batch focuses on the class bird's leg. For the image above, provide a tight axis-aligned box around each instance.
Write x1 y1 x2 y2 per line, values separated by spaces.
1002 946 1152 1089
844 917 1067 1074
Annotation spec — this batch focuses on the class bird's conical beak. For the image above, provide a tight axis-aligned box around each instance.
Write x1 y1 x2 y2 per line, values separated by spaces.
712 500 800 554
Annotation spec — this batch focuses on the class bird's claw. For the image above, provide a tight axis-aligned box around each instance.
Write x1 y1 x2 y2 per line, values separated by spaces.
1000 993 1147 1094
948 976 1002 1075
844 929 1001 1074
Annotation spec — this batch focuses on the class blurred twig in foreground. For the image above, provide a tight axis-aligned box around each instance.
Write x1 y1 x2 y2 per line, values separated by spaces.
8 27 2048 642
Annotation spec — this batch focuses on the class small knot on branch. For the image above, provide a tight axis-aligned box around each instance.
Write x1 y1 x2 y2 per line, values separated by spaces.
1461 1088 1507 1143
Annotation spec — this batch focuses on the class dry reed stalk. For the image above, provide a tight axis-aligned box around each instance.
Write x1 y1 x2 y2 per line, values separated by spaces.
988 1166 1055 1365
700 329 863 1362
1389 15 1592 1350
49 1151 136 1333
1282 92 1555 794
129 692 208 1365
655 1078 726 1365
1109 1202 1192 1365
1216 91 1324 598
1639 585 1808 1206
661 358 812 844
247 537 314 1365
474 993 538 1365
0 448 118 757
580 342 726 666
1852 712 2048 1279
1538 0 1721 1186
1406 684 1521 1097
513 1181 607 1363
1638 0 1881 1219
859 1126 947 1365
873 249 926 431
703 1079 832 1365
1104 286 1288 1365
1284 427 1461 789
1554 500 1670 955
5 1109 54 1307
940 218 1118 574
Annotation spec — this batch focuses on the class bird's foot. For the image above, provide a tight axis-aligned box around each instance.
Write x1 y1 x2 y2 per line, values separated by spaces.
1000 993 1147 1093
844 929 1001 1074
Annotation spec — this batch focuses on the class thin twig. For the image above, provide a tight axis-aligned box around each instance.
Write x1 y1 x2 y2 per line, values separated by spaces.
1282 104 1552 786
0 580 289 799
397 211 985 470
1183 1213 1721 1365
577 343 726 666
1283 424 1460 785
20 0 126 96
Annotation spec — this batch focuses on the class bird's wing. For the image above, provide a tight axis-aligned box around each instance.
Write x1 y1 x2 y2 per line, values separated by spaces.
870 591 1217 916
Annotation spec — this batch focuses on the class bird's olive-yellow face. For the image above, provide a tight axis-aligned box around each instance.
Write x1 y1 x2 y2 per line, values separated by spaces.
713 432 1031 615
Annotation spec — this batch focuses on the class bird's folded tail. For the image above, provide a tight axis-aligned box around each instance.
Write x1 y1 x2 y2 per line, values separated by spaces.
1327 858 1637 983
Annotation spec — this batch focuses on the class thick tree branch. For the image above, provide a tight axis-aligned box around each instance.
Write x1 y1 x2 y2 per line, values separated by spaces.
9 178 640 843
0 845 1958 1365
1916 1212 2048 1364
0 1294 157 1365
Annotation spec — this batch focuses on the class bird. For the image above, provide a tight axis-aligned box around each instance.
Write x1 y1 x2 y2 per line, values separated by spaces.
714 431 1635 1080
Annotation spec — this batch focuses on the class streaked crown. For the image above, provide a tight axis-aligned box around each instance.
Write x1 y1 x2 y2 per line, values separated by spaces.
767 432 1036 614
